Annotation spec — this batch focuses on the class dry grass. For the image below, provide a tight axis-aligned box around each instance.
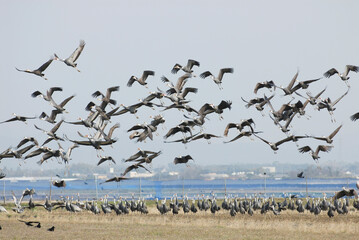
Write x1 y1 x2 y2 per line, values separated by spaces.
1 204 359 240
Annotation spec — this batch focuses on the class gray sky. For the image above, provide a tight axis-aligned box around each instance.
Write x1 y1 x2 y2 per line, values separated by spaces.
1 0 359 173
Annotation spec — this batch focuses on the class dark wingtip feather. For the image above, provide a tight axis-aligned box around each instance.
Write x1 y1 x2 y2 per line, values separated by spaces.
85 102 95 111
350 113 359 121
91 91 102 98
109 99 117 105
31 91 41 98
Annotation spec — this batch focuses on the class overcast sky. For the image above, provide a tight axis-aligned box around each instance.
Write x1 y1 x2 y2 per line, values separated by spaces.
1 0 359 174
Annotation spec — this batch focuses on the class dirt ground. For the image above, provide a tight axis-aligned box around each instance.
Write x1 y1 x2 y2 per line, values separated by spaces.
1 203 359 240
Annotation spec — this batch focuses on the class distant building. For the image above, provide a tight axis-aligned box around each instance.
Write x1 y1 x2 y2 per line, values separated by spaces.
97 175 108 180
129 172 154 178
231 171 246 176
72 173 87 178
169 171 179 176
261 167 276 173
200 173 229 180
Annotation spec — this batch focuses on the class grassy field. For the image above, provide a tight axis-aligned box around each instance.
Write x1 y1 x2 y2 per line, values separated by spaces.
1 201 359 240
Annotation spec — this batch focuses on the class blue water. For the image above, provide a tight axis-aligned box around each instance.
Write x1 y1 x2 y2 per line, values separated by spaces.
1 178 357 201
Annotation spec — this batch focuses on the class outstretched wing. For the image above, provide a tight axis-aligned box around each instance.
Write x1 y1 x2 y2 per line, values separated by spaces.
332 89 349 107
198 103 214 116
224 123 238 136
218 68 233 80
254 134 270 145
34 124 46 133
31 91 44 98
298 146 312 153
173 156 183 164
333 189 349 200
317 145 333 154
66 144 78 158
68 40 86 63
175 73 191 92
142 70 155 81
224 132 247 143
329 125 342 139
48 87 63 96
297 171 304 178
59 95 75 108
97 158 107 166
344 65 359 76
191 134 204 141
127 76 137 87
122 165 136 176
275 136 294 146
50 120 64 134
105 176 129 183
199 71 213 79
68 139 92 146
187 59 200 69
104 177 116 183
17 137 38 149
92 90 104 98
218 100 232 110
127 124 146 132
36 58 53 72
15 67 27 73
24 147 48 159
182 87 198 98
164 127 180 139
314 88 326 99
17 144 35 155
254 82 265 94
12 191 18 205
105 86 120 99
136 163 151 173
287 70 299 90
323 68 339 78
350 112 359 121
171 63 182 74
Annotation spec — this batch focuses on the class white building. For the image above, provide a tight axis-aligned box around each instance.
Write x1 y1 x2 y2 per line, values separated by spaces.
261 167 276 173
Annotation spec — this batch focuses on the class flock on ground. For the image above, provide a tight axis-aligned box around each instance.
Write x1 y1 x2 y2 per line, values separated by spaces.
0 40 359 186
0 186 359 223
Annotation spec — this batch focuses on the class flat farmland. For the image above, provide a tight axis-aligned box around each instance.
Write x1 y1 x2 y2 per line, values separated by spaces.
1 204 359 240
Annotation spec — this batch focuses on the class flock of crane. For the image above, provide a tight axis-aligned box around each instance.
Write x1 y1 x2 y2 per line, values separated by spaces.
1 187 359 221
1 40 359 179
0 40 237 182
1 40 359 233
0 40 359 204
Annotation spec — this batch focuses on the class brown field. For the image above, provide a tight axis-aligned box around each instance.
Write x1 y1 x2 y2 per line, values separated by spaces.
1 201 359 240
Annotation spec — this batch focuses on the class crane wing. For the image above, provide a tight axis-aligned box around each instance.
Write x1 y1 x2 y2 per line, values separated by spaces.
332 89 349 107
187 59 200 69
287 70 299 90
68 40 85 62
127 76 137 87
323 68 339 78
345 65 359 76
218 68 233 80
36 58 53 72
350 112 359 121
328 125 342 139
199 71 212 79
298 146 312 153
142 70 155 81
